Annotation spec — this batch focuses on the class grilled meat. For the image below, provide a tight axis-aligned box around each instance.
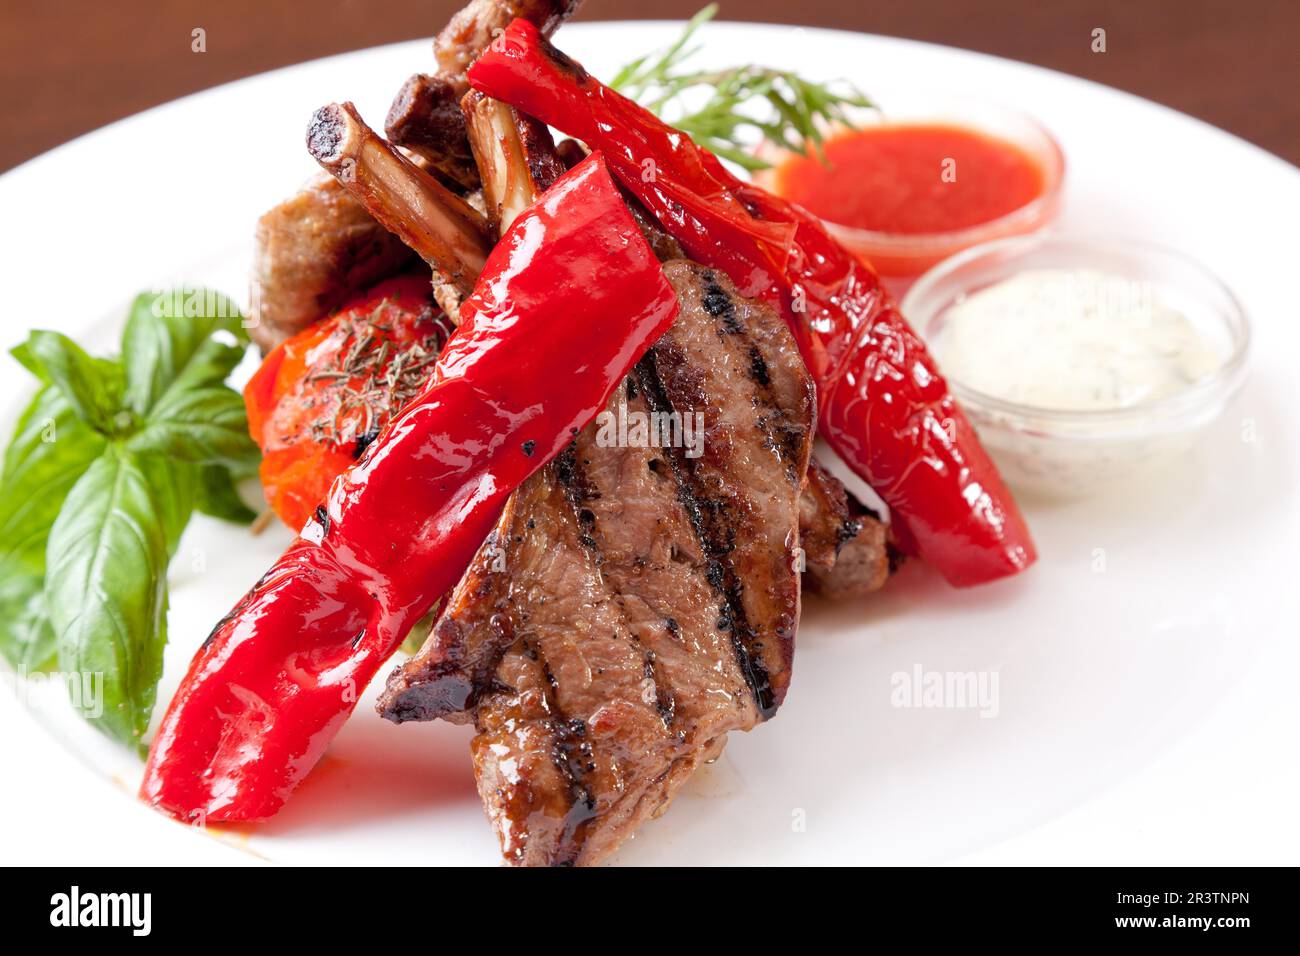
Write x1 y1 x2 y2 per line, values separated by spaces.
387 0 585 188
251 0 581 349
436 0 583 80
799 458 893 599
385 73 482 191
617 182 893 598
379 260 815 865
247 175 418 351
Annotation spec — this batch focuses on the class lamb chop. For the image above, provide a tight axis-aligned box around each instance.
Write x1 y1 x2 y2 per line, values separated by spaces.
305 100 889 604
248 0 582 349
386 0 585 189
310 95 893 863
306 101 491 317
330 100 812 865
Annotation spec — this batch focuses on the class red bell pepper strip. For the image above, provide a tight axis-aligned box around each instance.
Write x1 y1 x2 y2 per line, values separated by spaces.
140 152 680 822
468 20 1036 587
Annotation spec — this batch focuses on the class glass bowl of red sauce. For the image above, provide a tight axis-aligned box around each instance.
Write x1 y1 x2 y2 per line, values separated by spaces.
755 95 1065 295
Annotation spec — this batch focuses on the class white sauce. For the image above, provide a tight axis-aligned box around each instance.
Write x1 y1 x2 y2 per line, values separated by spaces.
939 269 1221 411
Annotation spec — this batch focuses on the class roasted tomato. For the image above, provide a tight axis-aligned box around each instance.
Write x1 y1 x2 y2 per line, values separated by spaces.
244 274 453 530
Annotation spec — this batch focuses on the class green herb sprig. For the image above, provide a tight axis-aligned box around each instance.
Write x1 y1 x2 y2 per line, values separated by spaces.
0 290 259 749
611 4 873 170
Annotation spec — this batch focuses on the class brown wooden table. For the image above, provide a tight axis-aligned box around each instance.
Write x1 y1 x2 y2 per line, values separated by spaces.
2 0 1297 173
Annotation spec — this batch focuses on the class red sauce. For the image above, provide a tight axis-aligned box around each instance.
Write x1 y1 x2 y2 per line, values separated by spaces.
774 123 1046 235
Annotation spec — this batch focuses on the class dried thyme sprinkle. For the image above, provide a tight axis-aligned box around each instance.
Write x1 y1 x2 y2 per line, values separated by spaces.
305 299 449 447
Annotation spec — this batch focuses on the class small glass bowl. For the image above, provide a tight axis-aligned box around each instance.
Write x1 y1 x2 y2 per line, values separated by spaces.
754 94 1065 297
902 234 1251 497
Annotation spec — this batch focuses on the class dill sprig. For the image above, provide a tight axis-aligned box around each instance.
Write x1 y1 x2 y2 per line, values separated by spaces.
611 4 873 171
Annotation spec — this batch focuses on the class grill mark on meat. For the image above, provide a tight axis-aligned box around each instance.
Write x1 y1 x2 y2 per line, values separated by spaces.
472 472 671 864
562 385 761 761
633 351 777 717
554 445 601 553
748 345 772 386
510 435 698 863
626 200 802 483
552 438 690 734
639 263 815 718
699 272 743 334
697 268 805 479
532 641 598 865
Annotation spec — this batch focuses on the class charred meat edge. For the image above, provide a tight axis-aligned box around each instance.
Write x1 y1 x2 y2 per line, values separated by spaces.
385 73 482 191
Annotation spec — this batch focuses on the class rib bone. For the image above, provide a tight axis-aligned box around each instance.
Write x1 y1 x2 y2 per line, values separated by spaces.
462 91 565 236
307 102 491 304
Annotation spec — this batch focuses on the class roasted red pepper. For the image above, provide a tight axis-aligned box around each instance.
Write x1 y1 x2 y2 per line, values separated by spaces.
141 153 680 821
244 275 453 531
469 20 1036 587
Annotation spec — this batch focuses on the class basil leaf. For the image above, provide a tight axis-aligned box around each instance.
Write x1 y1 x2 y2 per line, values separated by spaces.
128 387 259 467
0 385 106 670
0 385 108 569
195 463 258 525
4 287 257 746
46 447 171 748
22 331 126 435
138 455 197 557
0 574 57 673
121 289 247 416
9 341 46 381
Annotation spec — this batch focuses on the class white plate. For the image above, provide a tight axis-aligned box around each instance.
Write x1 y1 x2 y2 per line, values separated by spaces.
2 21 1298 867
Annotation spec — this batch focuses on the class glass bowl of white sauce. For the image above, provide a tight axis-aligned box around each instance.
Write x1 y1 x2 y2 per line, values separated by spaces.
902 234 1250 497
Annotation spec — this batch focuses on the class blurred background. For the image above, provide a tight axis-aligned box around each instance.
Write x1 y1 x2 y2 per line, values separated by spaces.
2 0 1297 172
